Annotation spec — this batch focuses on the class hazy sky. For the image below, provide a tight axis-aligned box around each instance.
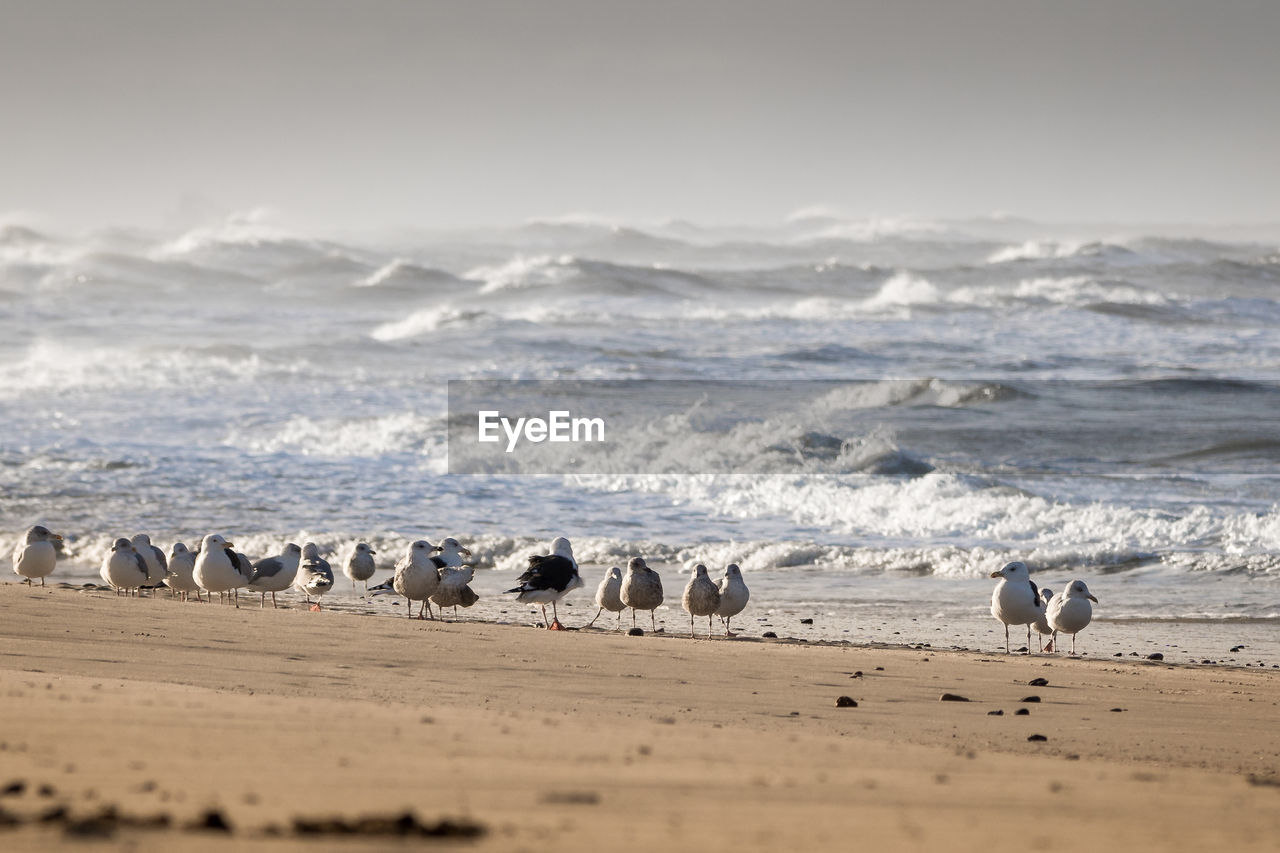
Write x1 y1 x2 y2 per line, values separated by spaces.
3 0 1278 230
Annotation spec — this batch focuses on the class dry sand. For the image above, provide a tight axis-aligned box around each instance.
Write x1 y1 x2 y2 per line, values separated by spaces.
1 582 1278 851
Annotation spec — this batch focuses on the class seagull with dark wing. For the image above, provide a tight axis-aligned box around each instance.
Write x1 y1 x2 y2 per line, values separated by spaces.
506 536 583 630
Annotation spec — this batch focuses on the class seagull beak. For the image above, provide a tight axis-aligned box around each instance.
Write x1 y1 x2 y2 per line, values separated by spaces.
368 549 376 555
461 548 472 556
1088 594 1098 603
51 533 63 541
989 571 1003 579
223 541 234 549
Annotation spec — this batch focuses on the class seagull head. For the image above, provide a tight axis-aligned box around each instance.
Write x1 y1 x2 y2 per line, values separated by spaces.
354 542 375 556
302 542 320 559
202 533 230 551
606 566 622 580
28 525 62 543
725 563 742 578
111 538 134 552
1066 579 1098 603
285 543 302 555
550 537 574 559
627 556 649 572
991 561 1028 580
171 542 189 556
693 563 709 578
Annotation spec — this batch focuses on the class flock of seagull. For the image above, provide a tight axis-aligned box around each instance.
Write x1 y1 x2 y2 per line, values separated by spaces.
9 526 754 639
11 526 1097 651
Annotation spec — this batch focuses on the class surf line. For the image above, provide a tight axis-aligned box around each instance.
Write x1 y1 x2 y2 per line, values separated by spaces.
477 410 606 453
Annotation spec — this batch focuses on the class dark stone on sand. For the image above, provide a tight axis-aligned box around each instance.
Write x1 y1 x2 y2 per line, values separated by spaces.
37 783 56 797
1146 653 1164 661
1015 708 1030 716
627 628 644 637
1 780 25 796
1028 677 1049 687
1027 734 1048 742
186 809 232 833
293 812 485 838
38 805 68 823
852 671 863 678
835 696 858 708
987 710 1004 716
1231 645 1245 652
539 791 601 805
762 631 778 638
875 666 884 671
939 693 970 702
1246 774 1280 788
1109 708 1126 712
63 806 121 838
800 618 814 625
1020 696 1041 703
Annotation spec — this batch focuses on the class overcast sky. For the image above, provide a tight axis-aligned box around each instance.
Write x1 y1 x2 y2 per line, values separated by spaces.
3 0 1278 230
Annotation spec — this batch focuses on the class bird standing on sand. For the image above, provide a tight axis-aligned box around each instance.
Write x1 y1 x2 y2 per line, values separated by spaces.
682 563 721 639
1047 579 1098 655
294 543 334 608
12 525 61 586
990 560 1042 654
715 563 750 637
193 534 249 606
164 542 200 601
343 542 377 592
1031 587 1055 653
379 540 442 619
430 538 478 620
506 536 583 630
101 537 148 595
248 543 303 608
130 533 168 592
620 556 663 632
585 566 625 629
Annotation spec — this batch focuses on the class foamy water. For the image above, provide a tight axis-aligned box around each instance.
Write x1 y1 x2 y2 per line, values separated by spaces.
3 213 1279 662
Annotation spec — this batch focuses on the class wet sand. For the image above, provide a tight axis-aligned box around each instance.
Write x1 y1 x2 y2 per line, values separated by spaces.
1 583 1278 851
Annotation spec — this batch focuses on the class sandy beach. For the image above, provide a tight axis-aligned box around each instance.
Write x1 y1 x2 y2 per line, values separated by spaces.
1 583 1277 851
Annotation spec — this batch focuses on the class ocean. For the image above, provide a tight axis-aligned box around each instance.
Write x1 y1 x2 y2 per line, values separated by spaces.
2 211 1278 664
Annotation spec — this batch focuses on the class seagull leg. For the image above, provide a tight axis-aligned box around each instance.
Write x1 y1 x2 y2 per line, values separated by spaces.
1026 624 1033 654
708 614 714 639
689 612 695 639
540 604 549 628
585 606 603 628
260 593 266 609
650 610 657 633
1005 624 1010 654
631 609 637 628
549 601 566 630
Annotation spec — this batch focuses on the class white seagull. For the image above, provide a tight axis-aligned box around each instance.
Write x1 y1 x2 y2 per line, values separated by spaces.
131 534 169 593
990 560 1042 654
193 534 249 607
12 525 61 586
164 542 200 601
295 543 335 608
343 542 377 592
620 556 663 632
1047 579 1098 655
584 566 625 630
714 563 750 637
101 537 148 596
248 543 303 608
506 536 583 630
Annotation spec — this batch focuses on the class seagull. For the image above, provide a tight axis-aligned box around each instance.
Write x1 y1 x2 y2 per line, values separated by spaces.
193 534 249 607
130 533 168 593
12 525 61 586
100 537 148 596
295 543 334 608
682 564 721 639
1047 579 1098 655
584 566 625 630
380 540 442 619
164 542 200 602
990 560 1042 654
248 543 303 608
1032 587 1055 652
620 556 663 632
343 542 377 592
430 538 478 620
714 563 750 637
506 536 583 630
